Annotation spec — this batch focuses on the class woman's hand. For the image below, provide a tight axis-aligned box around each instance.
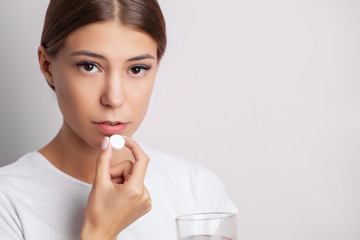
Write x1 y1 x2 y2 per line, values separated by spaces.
80 137 151 240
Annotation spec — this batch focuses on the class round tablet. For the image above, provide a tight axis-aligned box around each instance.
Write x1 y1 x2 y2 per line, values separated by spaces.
110 134 125 150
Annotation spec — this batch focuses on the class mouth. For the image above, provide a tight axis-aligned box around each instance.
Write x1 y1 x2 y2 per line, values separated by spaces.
103 122 121 126
93 121 128 135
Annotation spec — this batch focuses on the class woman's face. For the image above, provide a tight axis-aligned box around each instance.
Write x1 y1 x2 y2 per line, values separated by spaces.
42 21 158 149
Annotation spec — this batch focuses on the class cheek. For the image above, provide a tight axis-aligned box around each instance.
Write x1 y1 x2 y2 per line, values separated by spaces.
126 80 155 120
53 71 99 119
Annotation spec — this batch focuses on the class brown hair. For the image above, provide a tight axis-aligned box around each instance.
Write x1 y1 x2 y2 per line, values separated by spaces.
41 0 166 60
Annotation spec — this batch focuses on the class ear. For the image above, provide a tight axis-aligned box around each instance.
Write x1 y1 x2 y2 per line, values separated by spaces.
38 46 55 88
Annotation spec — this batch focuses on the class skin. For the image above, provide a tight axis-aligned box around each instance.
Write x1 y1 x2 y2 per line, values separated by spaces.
38 20 158 238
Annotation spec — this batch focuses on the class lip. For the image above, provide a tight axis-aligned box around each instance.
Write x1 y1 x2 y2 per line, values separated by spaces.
94 121 128 135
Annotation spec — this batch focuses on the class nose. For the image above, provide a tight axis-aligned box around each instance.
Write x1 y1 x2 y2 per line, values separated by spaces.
100 73 125 108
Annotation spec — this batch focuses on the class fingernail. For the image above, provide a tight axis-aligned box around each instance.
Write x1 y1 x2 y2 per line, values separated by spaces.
101 137 109 150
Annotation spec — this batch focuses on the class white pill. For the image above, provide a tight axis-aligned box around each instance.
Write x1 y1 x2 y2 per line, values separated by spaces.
110 134 125 150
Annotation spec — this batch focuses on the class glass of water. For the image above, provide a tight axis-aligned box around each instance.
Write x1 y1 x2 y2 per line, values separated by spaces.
176 212 237 240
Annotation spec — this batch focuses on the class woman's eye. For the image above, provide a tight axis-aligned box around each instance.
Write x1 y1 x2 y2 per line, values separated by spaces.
128 65 151 77
131 66 142 75
77 62 100 73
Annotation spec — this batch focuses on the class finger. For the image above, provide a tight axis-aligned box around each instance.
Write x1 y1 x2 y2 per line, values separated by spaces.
144 187 152 213
111 176 124 184
110 160 133 180
124 138 149 183
94 137 113 185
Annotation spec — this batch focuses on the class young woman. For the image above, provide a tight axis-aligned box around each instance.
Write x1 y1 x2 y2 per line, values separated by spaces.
0 0 237 239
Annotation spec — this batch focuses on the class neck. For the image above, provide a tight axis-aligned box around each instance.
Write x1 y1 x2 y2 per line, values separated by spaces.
39 121 135 184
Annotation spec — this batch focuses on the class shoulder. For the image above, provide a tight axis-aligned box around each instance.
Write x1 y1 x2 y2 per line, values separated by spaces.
142 144 223 188
0 152 40 176
0 154 36 238
0 152 43 191
142 144 238 213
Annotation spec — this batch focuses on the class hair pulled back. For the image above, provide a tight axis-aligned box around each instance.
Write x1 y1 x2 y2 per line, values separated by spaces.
41 0 167 60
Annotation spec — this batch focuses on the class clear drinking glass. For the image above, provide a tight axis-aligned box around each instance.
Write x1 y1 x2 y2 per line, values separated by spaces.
176 212 237 240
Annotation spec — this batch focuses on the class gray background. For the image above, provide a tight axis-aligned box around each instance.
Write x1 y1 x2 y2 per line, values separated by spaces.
1 0 359 239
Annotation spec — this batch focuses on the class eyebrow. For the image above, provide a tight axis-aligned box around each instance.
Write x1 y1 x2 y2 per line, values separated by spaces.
126 54 156 62
70 50 156 62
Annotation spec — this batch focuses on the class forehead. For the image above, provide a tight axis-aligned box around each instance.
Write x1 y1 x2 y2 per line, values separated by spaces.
61 20 157 60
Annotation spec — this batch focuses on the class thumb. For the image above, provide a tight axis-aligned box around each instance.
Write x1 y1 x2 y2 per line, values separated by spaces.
94 136 113 185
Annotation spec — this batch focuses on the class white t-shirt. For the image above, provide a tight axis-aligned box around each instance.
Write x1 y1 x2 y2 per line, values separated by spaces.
0 145 237 240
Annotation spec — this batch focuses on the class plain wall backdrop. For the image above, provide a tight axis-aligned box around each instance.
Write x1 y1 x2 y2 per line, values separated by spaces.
0 0 359 239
